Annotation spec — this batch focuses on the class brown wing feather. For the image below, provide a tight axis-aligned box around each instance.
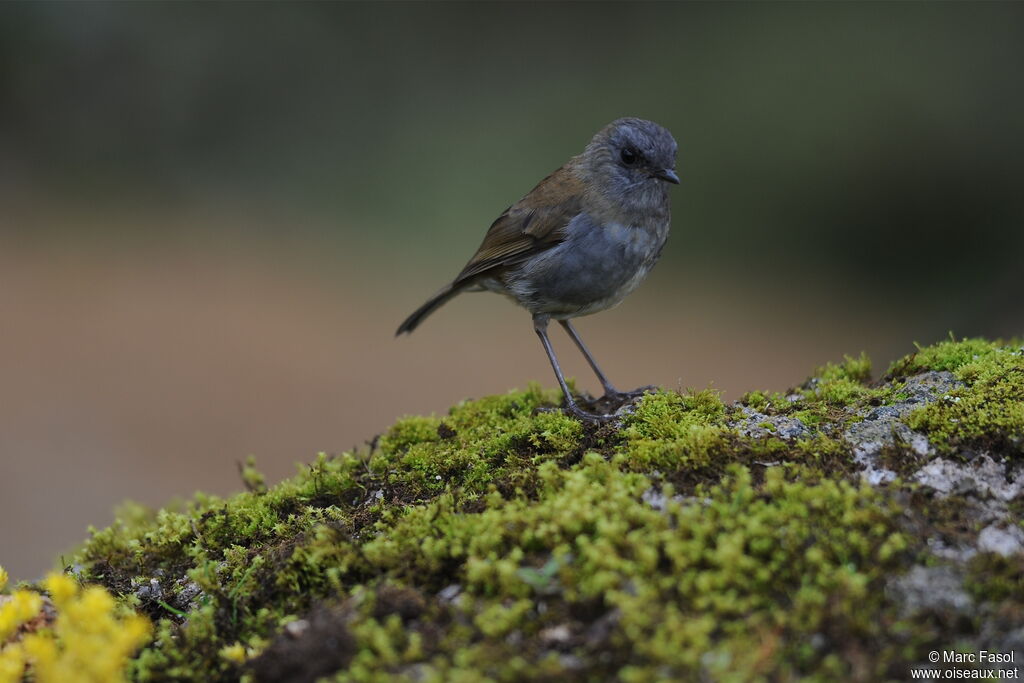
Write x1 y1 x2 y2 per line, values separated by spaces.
452 162 584 285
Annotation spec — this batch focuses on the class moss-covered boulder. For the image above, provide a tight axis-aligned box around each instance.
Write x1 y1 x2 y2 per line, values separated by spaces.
4 337 1023 682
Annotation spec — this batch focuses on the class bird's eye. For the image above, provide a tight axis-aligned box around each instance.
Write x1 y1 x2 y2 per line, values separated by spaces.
620 148 639 166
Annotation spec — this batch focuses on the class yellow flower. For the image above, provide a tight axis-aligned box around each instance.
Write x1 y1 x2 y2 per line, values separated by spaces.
0 592 43 643
0 572 151 683
40 575 76 609
0 644 28 683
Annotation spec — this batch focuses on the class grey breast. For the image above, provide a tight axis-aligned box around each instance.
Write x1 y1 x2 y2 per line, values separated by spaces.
508 211 669 317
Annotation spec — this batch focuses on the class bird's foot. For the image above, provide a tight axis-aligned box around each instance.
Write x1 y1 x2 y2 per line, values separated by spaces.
581 385 659 415
564 402 618 423
540 387 659 424
537 403 614 423
599 385 658 403
537 399 621 423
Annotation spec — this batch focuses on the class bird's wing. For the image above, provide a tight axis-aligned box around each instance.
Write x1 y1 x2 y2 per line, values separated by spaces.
452 163 584 286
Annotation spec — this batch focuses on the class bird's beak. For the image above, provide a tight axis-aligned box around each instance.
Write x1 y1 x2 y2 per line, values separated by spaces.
655 168 680 184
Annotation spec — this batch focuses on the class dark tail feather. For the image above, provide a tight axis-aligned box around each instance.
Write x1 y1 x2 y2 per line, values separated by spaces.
396 282 462 335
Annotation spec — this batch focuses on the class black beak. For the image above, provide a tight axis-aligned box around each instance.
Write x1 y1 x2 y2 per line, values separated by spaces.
655 168 680 184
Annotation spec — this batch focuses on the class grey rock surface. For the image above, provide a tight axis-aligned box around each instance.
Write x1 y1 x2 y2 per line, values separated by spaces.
913 455 1024 501
730 406 810 441
977 524 1024 557
888 565 973 616
843 371 965 485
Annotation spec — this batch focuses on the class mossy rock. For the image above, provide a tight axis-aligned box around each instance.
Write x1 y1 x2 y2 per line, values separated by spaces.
16 338 1024 681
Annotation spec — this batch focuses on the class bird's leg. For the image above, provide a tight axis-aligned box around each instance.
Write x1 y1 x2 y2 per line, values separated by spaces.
534 316 613 422
558 319 619 396
558 319 656 401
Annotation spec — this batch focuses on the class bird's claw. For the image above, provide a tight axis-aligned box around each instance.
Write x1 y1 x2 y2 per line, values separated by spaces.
566 404 618 423
600 385 658 403
536 402 618 423
547 396 645 424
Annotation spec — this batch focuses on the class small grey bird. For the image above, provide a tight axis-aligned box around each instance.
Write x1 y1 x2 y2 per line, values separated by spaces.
397 117 679 421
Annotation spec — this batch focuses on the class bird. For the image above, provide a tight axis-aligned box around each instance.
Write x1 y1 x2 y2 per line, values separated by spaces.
397 117 679 421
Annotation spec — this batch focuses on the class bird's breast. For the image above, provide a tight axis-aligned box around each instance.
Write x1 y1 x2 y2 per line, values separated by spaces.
505 211 669 317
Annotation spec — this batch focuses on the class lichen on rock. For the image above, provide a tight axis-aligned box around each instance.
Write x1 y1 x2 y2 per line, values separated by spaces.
2 336 1022 682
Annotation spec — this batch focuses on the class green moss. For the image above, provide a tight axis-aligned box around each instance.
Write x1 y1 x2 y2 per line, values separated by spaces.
739 389 771 411
886 335 1004 379
817 352 873 385
619 389 727 470
803 353 875 406
374 384 581 497
50 339 1022 681
378 415 443 454
904 345 1024 455
737 389 788 413
964 552 1024 605
314 459 909 681
239 456 267 494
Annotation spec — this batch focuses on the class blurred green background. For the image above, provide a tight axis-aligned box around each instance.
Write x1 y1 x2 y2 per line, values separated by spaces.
2 2 1022 580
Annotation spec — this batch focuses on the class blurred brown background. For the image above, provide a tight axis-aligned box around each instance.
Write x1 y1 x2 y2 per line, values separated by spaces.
2 2 1022 581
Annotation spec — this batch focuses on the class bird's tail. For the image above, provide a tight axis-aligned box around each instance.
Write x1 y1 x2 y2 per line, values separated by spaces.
395 282 463 335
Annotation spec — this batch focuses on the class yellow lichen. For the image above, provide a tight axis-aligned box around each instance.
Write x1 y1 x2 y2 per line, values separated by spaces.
0 591 44 644
0 568 150 683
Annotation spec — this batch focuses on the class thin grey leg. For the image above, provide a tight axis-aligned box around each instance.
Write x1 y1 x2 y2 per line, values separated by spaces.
534 316 612 422
559 319 657 401
559 319 619 396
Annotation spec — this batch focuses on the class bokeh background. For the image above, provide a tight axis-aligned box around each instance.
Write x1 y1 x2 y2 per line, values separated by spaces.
2 2 1022 581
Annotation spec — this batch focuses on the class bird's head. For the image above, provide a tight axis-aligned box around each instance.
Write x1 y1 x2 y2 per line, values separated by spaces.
580 117 679 217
